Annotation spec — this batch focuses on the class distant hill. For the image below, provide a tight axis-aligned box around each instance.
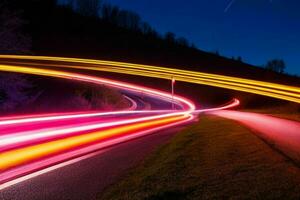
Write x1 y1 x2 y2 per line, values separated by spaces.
3 0 300 87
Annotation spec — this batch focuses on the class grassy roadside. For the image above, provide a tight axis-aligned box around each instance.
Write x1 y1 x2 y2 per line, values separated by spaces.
99 115 300 200
243 103 300 122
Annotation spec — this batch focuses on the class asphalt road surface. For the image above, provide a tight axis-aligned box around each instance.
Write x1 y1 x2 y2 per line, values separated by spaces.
0 126 184 200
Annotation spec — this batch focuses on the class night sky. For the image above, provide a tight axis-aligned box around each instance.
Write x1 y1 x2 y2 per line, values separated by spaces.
106 0 300 75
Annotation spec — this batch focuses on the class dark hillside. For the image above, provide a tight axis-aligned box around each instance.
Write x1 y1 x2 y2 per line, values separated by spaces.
4 0 300 86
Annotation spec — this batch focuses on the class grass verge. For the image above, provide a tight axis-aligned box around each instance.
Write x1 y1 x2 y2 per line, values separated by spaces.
243 103 300 122
99 115 300 200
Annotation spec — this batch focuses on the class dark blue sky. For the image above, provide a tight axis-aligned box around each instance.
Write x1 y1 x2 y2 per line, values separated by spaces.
106 0 300 75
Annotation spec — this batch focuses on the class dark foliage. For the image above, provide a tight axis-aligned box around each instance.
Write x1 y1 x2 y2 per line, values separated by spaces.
265 59 286 73
3 0 300 88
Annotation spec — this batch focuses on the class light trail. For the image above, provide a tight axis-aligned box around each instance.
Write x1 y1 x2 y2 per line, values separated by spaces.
0 64 195 110
0 55 299 103
224 0 235 13
2 54 291 188
0 112 188 150
0 66 195 183
0 149 108 191
0 114 189 171
0 115 192 188
0 110 171 126
0 62 198 185
0 101 239 152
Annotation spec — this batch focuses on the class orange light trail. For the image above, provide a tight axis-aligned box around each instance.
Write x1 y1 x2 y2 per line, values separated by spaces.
2 54 286 187
0 55 298 191
0 114 187 171
0 57 198 185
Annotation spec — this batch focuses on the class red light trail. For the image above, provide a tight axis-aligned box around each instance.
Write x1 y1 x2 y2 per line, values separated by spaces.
0 55 298 191
0 58 239 188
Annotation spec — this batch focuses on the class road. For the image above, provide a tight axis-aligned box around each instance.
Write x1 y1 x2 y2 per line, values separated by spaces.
0 113 187 200
0 73 193 200
0 56 299 200
0 65 198 186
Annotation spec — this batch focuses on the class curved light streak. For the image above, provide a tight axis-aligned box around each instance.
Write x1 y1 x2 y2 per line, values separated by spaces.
0 55 240 187
0 61 194 185
0 55 297 191
0 114 189 171
0 55 298 103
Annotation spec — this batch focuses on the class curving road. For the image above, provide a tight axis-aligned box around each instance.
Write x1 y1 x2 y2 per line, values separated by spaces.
0 69 196 187
0 56 299 200
0 92 192 200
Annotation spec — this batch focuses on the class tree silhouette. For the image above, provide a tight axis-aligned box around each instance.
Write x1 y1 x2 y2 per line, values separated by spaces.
100 3 142 31
65 0 75 8
237 56 242 62
141 22 152 34
265 59 286 73
76 0 100 17
124 11 141 31
165 32 176 44
101 4 120 24
214 50 220 56
177 37 189 47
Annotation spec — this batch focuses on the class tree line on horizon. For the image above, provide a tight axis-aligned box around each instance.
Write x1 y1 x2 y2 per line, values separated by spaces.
62 0 193 48
0 0 297 113
65 0 287 74
0 0 291 76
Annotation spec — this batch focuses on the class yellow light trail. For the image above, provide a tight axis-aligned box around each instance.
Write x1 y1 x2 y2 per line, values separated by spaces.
0 55 299 103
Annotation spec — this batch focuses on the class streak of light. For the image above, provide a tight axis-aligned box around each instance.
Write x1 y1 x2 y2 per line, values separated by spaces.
0 55 243 187
0 112 189 150
224 0 235 13
0 115 189 171
0 55 298 103
0 149 107 190
0 115 193 186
